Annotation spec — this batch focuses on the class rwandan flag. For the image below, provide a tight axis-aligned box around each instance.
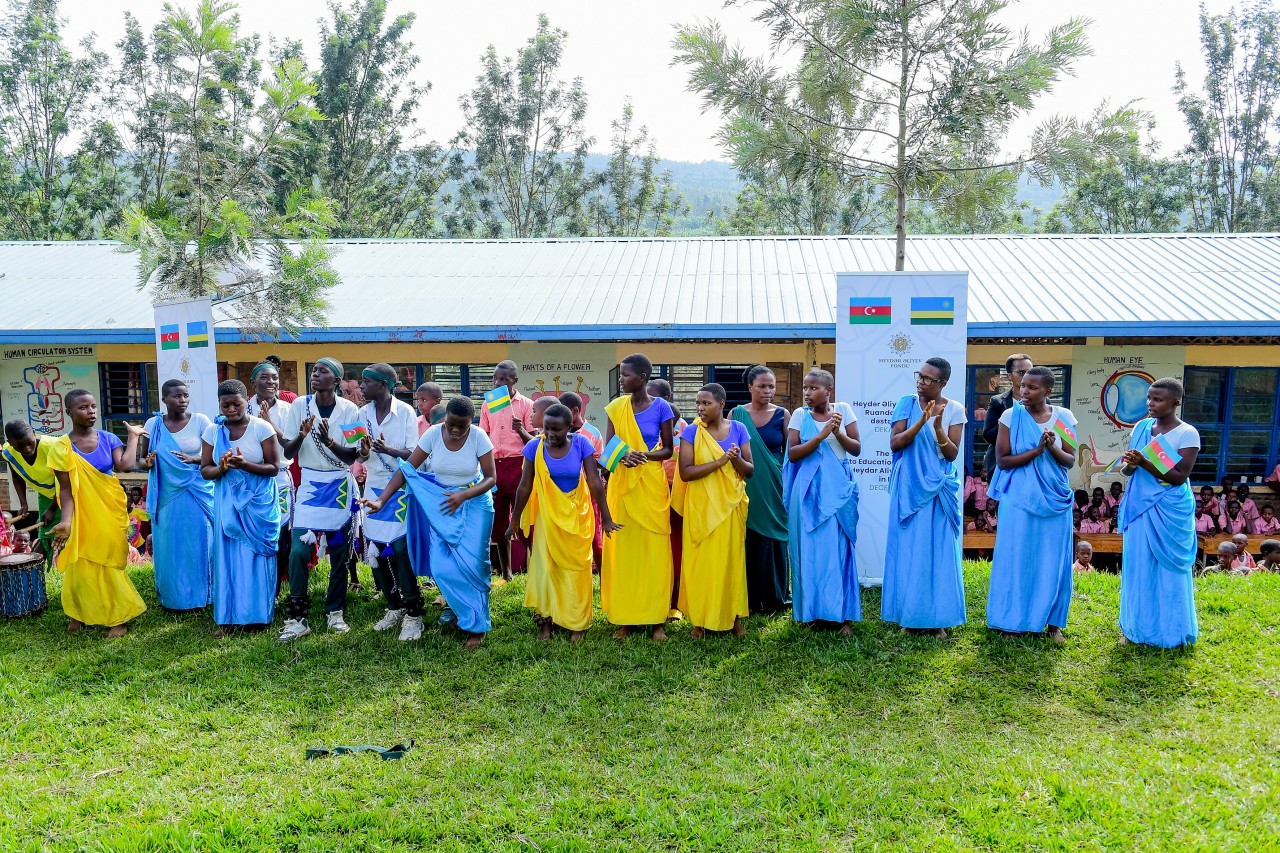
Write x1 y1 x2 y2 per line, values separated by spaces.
1141 433 1182 475
601 435 631 472
849 297 892 325
1052 415 1079 451
910 296 956 325
159 324 180 350
339 422 368 446
484 386 511 414
186 320 209 348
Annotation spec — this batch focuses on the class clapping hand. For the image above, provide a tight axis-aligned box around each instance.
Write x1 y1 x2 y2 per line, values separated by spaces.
298 414 315 437
621 450 648 468
172 450 202 464
1122 449 1143 468
371 432 391 454
359 434 373 457
723 444 741 464
314 419 331 446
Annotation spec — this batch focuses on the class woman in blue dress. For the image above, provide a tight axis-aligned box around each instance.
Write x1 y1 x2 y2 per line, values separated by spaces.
1116 378 1200 648
986 367 1076 642
882 357 968 638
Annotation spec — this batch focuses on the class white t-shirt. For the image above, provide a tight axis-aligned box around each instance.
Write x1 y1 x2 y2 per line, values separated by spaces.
787 403 859 460
359 397 419 491
416 424 494 486
280 394 361 471
998 405 1078 451
246 396 291 434
1154 421 1201 451
144 413 212 455
201 417 278 465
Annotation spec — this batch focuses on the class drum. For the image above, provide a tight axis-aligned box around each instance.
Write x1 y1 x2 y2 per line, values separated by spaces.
0 553 48 617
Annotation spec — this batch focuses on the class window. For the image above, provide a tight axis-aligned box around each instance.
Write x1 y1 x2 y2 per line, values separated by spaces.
964 364 1070 475
1183 366 1280 485
98 362 158 442
663 365 707 423
302 363 467 407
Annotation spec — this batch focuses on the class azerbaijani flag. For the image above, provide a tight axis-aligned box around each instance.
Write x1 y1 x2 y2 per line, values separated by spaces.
849 297 892 325
484 386 511 413
159 324 180 350
601 435 631 472
910 296 956 325
1141 432 1182 475
1052 415 1079 451
339 422 368 446
186 320 209 348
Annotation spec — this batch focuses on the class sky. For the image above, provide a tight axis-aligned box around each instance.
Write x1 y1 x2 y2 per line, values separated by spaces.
56 0 1241 164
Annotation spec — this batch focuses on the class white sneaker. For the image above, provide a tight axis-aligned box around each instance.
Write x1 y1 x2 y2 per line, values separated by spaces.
326 610 350 633
374 608 406 632
277 618 311 642
399 615 424 642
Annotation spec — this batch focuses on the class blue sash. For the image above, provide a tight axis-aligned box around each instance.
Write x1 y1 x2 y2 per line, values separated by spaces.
987 404 1073 516
213 424 280 557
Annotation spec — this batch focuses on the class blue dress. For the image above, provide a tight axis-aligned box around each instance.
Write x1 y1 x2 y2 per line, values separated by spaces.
1117 418 1199 648
209 423 280 626
147 417 214 610
881 395 967 629
985 404 1075 632
782 409 860 623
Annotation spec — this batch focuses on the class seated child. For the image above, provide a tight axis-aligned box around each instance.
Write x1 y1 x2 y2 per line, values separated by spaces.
1236 484 1261 522
1219 500 1249 535
1232 532 1255 570
1252 504 1280 535
1079 505 1108 534
1200 541 1246 576
976 499 998 532
1105 481 1123 510
1194 500 1219 535
1257 539 1280 573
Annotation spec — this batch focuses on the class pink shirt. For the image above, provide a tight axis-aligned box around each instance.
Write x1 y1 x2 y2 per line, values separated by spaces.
964 477 988 510
1105 493 1121 510
1072 560 1093 573
1251 516 1280 535
1239 498 1261 521
979 513 998 531
1220 515 1249 535
1233 552 1256 570
479 390 534 460
417 414 430 437
1194 514 1217 534
1079 520 1108 534
1268 465 1280 483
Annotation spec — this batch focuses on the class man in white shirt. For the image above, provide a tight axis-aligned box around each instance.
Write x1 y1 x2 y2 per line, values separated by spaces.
356 363 426 640
277 357 362 641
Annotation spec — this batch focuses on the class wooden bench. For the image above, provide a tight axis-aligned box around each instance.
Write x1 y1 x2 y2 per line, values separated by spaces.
1076 533 1123 554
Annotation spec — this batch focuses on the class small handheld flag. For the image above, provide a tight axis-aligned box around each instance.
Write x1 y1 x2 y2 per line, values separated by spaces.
1101 455 1126 476
1141 433 1182 475
602 435 631 472
484 386 512 414
1052 416 1079 451
339 422 369 446
159 324 180 351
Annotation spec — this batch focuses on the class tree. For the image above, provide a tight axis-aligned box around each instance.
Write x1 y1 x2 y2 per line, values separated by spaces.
1043 109 1187 234
446 14 593 238
1175 1 1280 232
280 0 445 238
674 0 1135 267
0 0 115 239
585 101 688 237
114 0 338 337
715 165 885 235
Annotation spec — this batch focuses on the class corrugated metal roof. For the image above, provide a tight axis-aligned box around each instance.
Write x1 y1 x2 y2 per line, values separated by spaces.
0 233 1275 343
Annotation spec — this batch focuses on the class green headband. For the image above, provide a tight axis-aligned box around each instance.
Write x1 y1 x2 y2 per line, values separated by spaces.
315 357 343 380
250 362 275 382
362 366 398 388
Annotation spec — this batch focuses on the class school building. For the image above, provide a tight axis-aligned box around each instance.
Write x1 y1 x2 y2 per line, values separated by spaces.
1 233 1277 487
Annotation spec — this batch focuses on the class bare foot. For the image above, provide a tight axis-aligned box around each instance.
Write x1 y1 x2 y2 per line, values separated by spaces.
212 627 228 639
651 626 667 643
569 631 584 643
732 618 746 638
1047 627 1066 645
536 623 552 641
998 629 1023 638
613 626 631 640
67 619 84 634
105 626 127 640
502 569 513 582
839 623 853 637
1119 634 1131 646
464 633 485 650
690 626 704 640
931 628 948 639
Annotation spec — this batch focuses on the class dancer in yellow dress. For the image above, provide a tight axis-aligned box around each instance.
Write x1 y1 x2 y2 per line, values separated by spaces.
602 354 676 642
507 404 620 641
49 389 147 638
674 384 753 638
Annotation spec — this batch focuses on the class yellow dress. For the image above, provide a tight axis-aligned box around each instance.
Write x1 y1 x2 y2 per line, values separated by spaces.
601 396 674 625
47 436 146 627
674 421 749 631
522 438 595 631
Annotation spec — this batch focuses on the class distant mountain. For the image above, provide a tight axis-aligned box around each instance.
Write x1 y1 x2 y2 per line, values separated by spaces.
582 154 742 234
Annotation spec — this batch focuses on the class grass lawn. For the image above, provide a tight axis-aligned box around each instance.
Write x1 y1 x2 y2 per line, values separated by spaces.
0 562 1277 852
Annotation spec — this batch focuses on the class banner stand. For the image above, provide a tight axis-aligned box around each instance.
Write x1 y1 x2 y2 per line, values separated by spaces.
154 297 220 420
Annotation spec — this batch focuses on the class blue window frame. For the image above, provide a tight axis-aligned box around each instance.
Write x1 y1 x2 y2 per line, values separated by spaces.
1183 366 1280 485
964 364 1071 476
98 362 158 442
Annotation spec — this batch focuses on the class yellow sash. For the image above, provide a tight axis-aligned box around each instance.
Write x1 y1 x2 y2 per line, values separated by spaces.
46 436 130 570
3 438 58 499
522 437 595 570
678 419 748 541
604 395 670 534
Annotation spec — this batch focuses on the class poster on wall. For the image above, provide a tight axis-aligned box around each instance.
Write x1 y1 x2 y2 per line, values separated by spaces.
835 272 969 586
1068 345 1185 490
154 297 219 418
507 343 613 432
0 345 100 437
